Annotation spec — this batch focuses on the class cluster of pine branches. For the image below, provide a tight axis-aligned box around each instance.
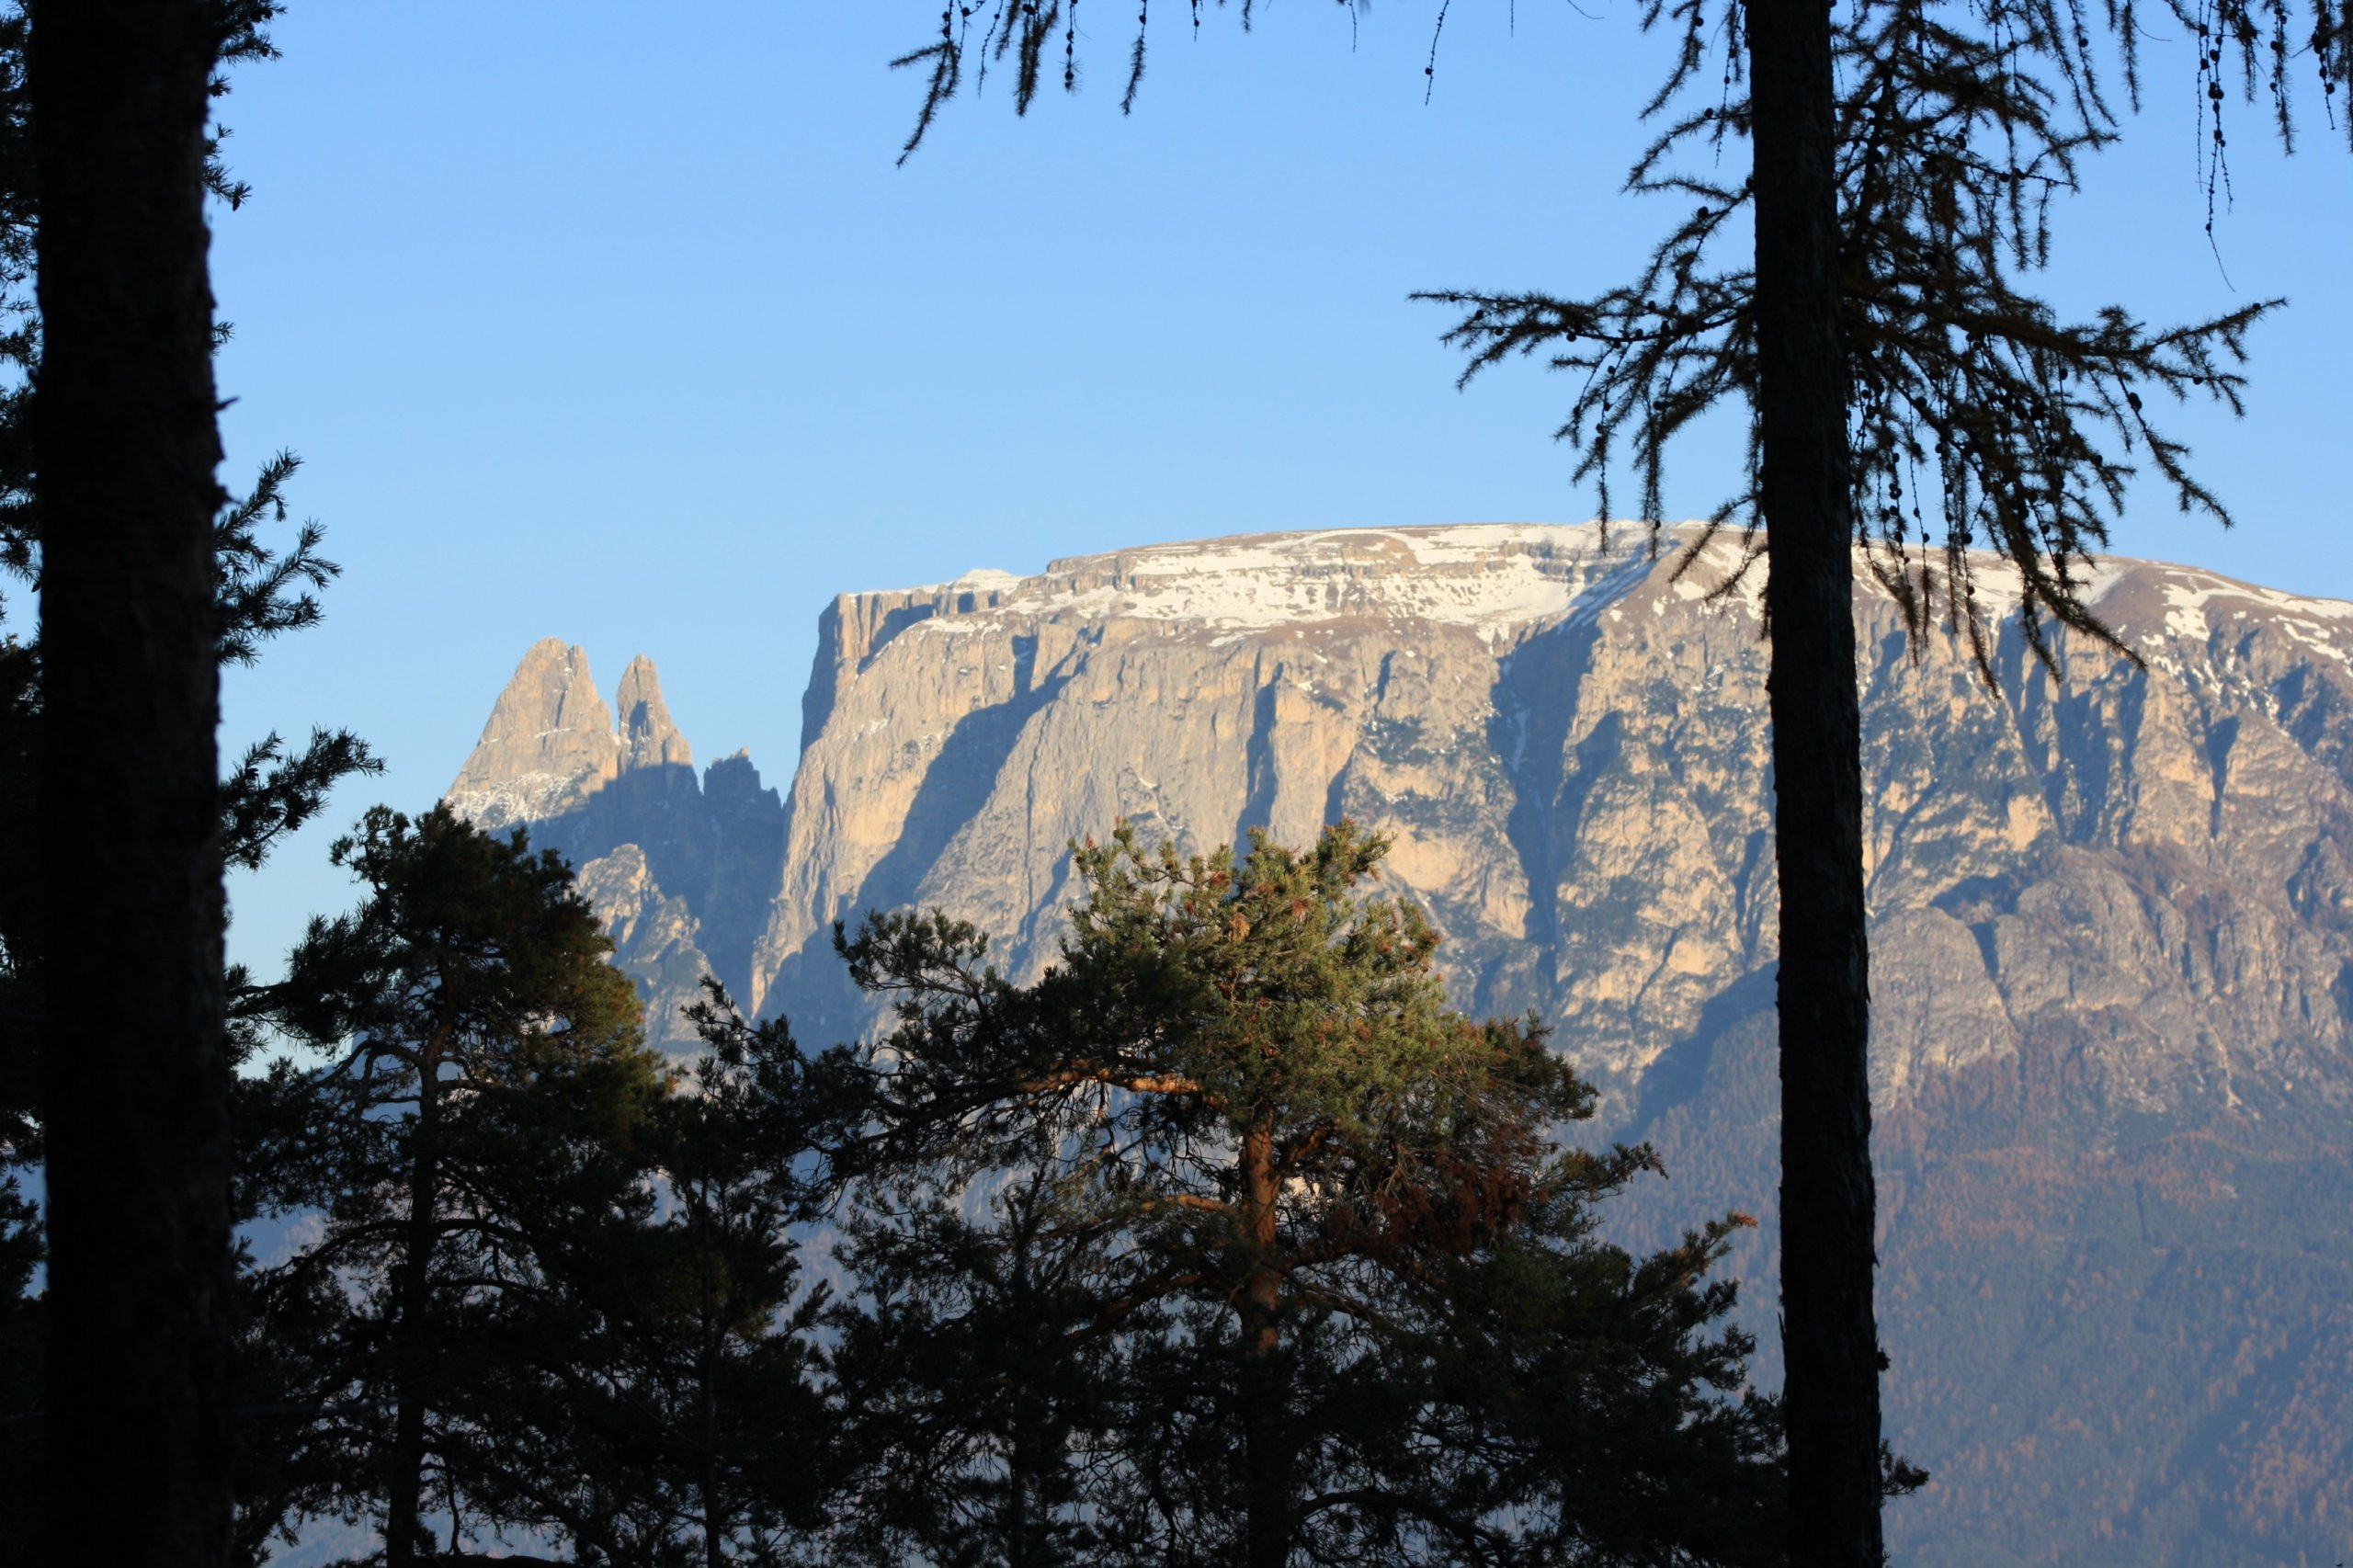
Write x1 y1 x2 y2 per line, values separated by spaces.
131 812 1787 1568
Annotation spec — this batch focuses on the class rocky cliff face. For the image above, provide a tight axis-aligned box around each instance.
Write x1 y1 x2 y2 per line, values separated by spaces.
446 638 623 830
751 527 2353 1128
449 526 2353 1567
448 639 785 1044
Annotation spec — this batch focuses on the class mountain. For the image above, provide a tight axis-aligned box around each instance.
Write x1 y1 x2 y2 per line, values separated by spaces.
447 523 2353 1567
446 640 786 1040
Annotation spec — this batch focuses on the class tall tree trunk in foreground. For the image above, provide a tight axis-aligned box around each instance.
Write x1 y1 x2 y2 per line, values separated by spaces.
30 2 232 1564
1748 0 1885 1562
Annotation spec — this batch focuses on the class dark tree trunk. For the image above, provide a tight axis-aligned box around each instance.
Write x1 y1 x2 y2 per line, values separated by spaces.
1235 1123 1289 1568
701 1322 725 1568
1746 0 1887 1563
30 4 232 1565
1006 1381 1041 1568
386 1044 446 1568
697 1193 736 1568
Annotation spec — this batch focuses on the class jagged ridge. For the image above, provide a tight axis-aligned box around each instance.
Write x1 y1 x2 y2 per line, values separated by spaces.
448 640 783 1044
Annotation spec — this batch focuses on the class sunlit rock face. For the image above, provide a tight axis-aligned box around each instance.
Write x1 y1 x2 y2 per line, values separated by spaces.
451 524 2353 1566
445 638 622 833
447 641 783 1046
748 525 2353 1130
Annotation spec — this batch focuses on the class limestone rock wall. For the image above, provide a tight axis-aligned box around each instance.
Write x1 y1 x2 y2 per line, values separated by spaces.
744 526 2353 1141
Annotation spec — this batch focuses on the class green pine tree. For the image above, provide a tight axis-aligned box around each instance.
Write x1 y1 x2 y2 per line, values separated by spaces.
237 805 665 1566
826 821 1781 1566
474 985 836 1567
826 1159 1126 1568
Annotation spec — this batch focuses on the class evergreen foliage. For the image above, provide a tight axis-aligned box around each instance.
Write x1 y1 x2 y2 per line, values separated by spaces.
236 806 666 1565
822 822 1783 1566
1416 0 2290 669
826 1159 1123 1566
16 793 1792 1566
500 986 837 1565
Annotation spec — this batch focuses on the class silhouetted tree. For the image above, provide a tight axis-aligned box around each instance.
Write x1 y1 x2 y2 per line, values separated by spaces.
29 0 237 1551
0 446 379 1565
826 1158 1126 1568
17 2 380 1560
473 985 835 1567
888 4 2347 1557
238 806 665 1565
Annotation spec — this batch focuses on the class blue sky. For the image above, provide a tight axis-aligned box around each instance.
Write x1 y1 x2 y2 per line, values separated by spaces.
210 1 2353 974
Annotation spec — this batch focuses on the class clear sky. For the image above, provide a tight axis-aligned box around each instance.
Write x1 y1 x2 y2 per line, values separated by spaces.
209 1 2353 975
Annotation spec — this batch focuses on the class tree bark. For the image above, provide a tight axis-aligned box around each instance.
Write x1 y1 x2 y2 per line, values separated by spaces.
30 4 232 1565
699 1205 735 1568
1746 1 1887 1564
701 1314 725 1568
386 1037 447 1568
1235 1122 1289 1568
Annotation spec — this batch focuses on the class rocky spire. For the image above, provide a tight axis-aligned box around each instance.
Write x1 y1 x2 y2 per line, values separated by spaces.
445 639 621 831
616 653 692 773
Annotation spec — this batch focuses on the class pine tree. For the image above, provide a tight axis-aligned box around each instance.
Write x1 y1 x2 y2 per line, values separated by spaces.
482 986 835 1567
825 822 1780 1566
238 806 665 1565
826 1160 1123 1568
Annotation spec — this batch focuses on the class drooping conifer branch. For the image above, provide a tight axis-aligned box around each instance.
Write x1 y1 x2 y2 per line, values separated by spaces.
1422 0 2285 679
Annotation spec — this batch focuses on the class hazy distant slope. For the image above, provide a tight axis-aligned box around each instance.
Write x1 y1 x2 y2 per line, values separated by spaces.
450 522 2353 1565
